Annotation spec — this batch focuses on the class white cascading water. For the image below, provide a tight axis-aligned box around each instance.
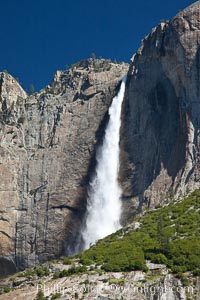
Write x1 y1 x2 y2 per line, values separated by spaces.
82 75 127 250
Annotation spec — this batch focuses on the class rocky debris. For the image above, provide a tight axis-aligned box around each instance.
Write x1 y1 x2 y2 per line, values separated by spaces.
0 59 128 275
0 259 194 300
146 261 166 270
120 1 200 215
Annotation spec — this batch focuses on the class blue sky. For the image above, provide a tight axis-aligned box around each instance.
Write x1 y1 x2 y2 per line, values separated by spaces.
0 0 195 92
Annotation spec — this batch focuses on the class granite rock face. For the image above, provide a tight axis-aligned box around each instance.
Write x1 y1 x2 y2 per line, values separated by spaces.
1 0 200 278
0 60 128 276
120 1 200 217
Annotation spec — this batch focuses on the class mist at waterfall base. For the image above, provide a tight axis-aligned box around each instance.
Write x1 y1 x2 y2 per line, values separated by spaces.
81 75 127 250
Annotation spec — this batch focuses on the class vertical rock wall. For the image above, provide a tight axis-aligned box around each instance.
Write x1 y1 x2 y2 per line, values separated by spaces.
120 1 200 219
0 60 128 276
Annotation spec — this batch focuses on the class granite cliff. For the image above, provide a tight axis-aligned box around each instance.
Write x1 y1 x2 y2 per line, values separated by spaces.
1 0 200 283
120 0 200 219
0 60 128 277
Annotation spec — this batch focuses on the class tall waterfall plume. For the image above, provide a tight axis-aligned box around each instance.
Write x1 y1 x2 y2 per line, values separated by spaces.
82 75 127 250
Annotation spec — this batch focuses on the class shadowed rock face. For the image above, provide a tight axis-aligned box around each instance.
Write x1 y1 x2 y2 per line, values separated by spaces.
0 258 16 278
120 1 200 218
0 60 128 275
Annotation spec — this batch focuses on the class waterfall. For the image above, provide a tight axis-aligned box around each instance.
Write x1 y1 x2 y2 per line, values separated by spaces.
82 75 127 250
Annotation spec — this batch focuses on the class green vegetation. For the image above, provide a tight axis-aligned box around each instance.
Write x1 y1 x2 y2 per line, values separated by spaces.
79 190 200 274
92 59 111 72
51 292 62 299
34 265 50 277
80 279 90 285
3 286 12 293
20 265 50 278
53 265 87 279
176 273 189 287
29 84 35 95
62 257 71 265
35 290 47 300
108 278 125 285
0 286 13 294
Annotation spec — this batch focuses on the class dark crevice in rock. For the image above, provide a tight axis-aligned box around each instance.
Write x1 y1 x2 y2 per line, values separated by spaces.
44 193 50 249
0 257 17 278
0 217 9 222
49 106 62 147
0 230 11 239
50 204 84 212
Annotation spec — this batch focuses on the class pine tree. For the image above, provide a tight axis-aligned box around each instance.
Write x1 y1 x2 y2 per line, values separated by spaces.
29 84 35 95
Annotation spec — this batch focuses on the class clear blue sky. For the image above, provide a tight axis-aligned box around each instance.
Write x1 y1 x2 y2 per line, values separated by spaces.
0 0 195 92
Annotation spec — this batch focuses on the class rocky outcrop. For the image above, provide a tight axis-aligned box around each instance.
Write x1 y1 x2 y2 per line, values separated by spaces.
120 1 200 216
0 59 128 276
0 72 27 114
0 260 193 300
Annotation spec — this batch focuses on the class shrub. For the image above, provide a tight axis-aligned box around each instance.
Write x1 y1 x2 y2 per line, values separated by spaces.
193 269 200 276
79 257 94 266
35 290 46 300
35 266 50 277
145 252 168 265
54 265 87 278
81 279 90 285
3 287 12 293
62 258 71 265
30 84 35 95
108 278 125 285
53 271 60 279
176 273 189 287
23 265 50 278
51 292 62 299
